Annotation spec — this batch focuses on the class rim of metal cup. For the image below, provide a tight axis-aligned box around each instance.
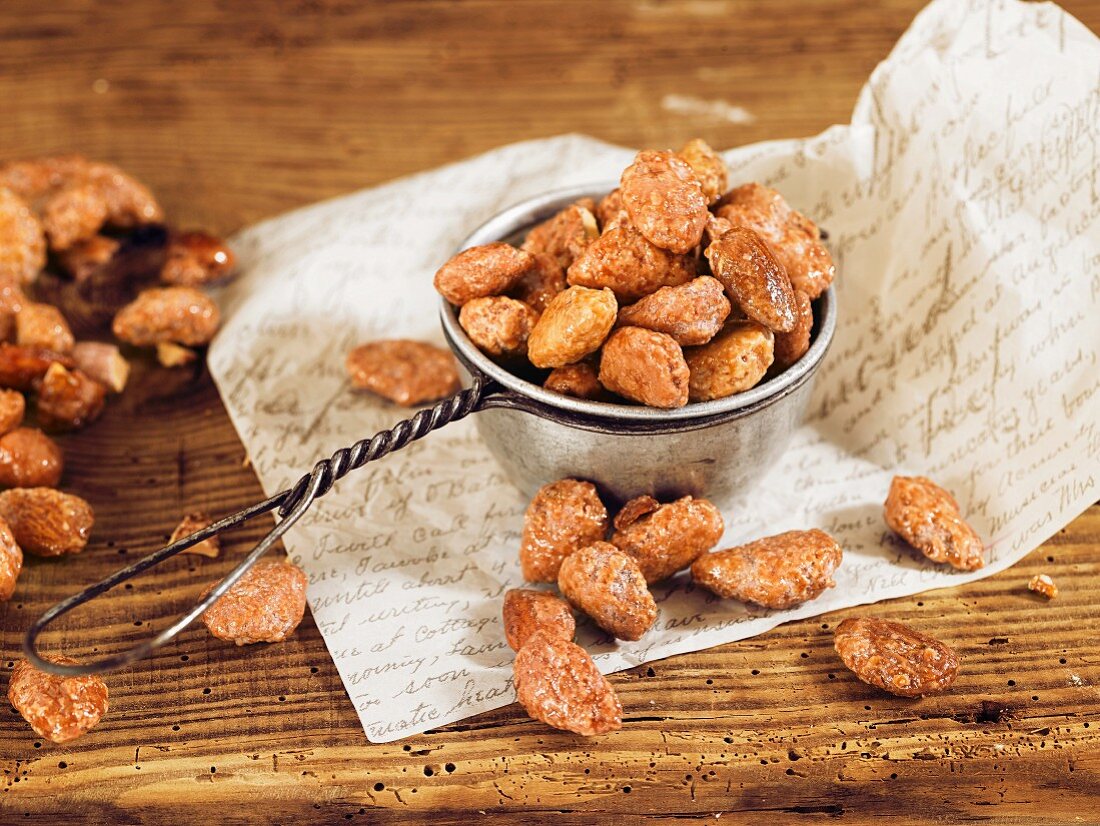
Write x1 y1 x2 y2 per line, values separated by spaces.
439 182 837 425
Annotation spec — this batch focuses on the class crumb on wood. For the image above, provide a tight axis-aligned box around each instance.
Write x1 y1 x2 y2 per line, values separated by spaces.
1027 573 1058 599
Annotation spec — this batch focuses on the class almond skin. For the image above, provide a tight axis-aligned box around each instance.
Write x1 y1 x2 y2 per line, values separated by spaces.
0 428 63 488
0 487 93 556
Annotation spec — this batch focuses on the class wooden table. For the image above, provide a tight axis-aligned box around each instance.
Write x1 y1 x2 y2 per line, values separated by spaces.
2 2 1098 822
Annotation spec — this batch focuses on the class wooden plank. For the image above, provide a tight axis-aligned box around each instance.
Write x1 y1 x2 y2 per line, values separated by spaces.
1 1 1098 821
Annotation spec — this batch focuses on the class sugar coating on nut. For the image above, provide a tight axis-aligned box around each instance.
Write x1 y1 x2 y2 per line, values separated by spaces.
509 252 566 314
503 588 575 651
705 225 796 333
1028 574 1058 599
598 326 689 409
0 427 64 488
691 528 842 608
513 630 622 736
202 558 308 645
0 188 46 285
112 287 220 347
543 361 605 400
521 203 599 270
833 617 960 698
0 487 93 557
567 223 695 304
612 495 660 532
0 517 22 601
684 320 774 402
617 276 731 346
595 188 624 230
161 231 236 287
16 302 74 354
35 363 106 432
678 139 728 205
459 296 539 358
620 150 708 254
884 476 984 571
612 495 725 583
0 343 74 392
773 289 813 370
527 286 617 369
434 242 535 307
557 541 657 641
520 479 609 583
8 657 109 743
346 339 460 407
0 389 25 435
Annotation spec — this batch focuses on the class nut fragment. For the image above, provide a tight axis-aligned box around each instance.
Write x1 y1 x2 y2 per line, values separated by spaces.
884 476 984 571
345 339 460 407
0 487 93 556
544 361 605 400
598 327 688 408
612 495 660 531
717 183 834 299
705 226 796 333
513 630 622 736
567 223 695 304
433 242 535 307
156 341 197 368
0 188 46 285
520 479 609 583
55 235 120 282
0 428 64 488
773 289 813 370
527 286 617 369
691 528 842 608
678 139 728 205
161 231 236 286
558 541 657 641
620 150 708 253
1027 574 1058 599
833 617 960 698
170 511 220 558
201 558 308 645
684 321 774 402
71 342 129 393
16 302 74 353
0 389 25 434
7 657 109 743
458 296 539 358
617 276 731 346
612 496 724 583
0 517 22 600
502 588 575 651
40 182 110 251
521 204 599 270
35 363 106 432
112 287 220 347
0 343 73 391
509 252 565 314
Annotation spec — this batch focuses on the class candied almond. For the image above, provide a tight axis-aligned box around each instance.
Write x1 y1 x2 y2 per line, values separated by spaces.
0 343 74 391
834 617 960 698
521 204 599 271
35 363 106 432
0 428 64 488
459 296 538 358
0 487 93 557
613 496 724 583
0 517 21 601
617 276 730 346
773 289 813 370
503 588 575 651
620 150 708 254
684 321 774 402
161 231 236 287
598 327 688 409
567 223 695 304
346 339 460 407
513 630 622 736
0 388 25 434
544 361 606 401
527 286 617 370
612 495 660 532
509 252 565 314
8 657 109 743
691 528 842 608
884 476 984 571
16 302 75 354
705 226 796 333
202 558 308 645
595 189 624 230
112 287 220 347
520 479 609 583
558 541 657 641
434 242 534 306
677 139 728 205
0 188 46 285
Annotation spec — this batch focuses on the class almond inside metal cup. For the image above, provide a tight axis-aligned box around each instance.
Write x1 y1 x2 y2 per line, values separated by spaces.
440 182 837 509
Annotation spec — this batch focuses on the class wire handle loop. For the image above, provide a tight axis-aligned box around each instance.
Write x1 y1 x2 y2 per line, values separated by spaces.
23 378 489 677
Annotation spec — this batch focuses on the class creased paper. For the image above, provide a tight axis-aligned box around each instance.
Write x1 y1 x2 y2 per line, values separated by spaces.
207 0 1100 742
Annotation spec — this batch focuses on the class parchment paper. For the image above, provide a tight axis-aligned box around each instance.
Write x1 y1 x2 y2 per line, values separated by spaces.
207 0 1100 742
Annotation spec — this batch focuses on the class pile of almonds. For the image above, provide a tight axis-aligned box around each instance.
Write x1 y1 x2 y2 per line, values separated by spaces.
0 156 310 743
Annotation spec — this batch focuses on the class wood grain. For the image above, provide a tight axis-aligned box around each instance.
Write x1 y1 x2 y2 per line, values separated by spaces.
1 1 1098 822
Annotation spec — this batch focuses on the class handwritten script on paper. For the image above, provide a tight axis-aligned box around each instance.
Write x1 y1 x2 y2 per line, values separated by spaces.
207 0 1100 742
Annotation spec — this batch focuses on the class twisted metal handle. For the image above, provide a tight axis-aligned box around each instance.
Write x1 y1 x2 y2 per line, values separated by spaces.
23 377 490 677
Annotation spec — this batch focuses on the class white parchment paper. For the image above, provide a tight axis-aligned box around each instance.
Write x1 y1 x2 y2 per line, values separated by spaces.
207 0 1100 742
